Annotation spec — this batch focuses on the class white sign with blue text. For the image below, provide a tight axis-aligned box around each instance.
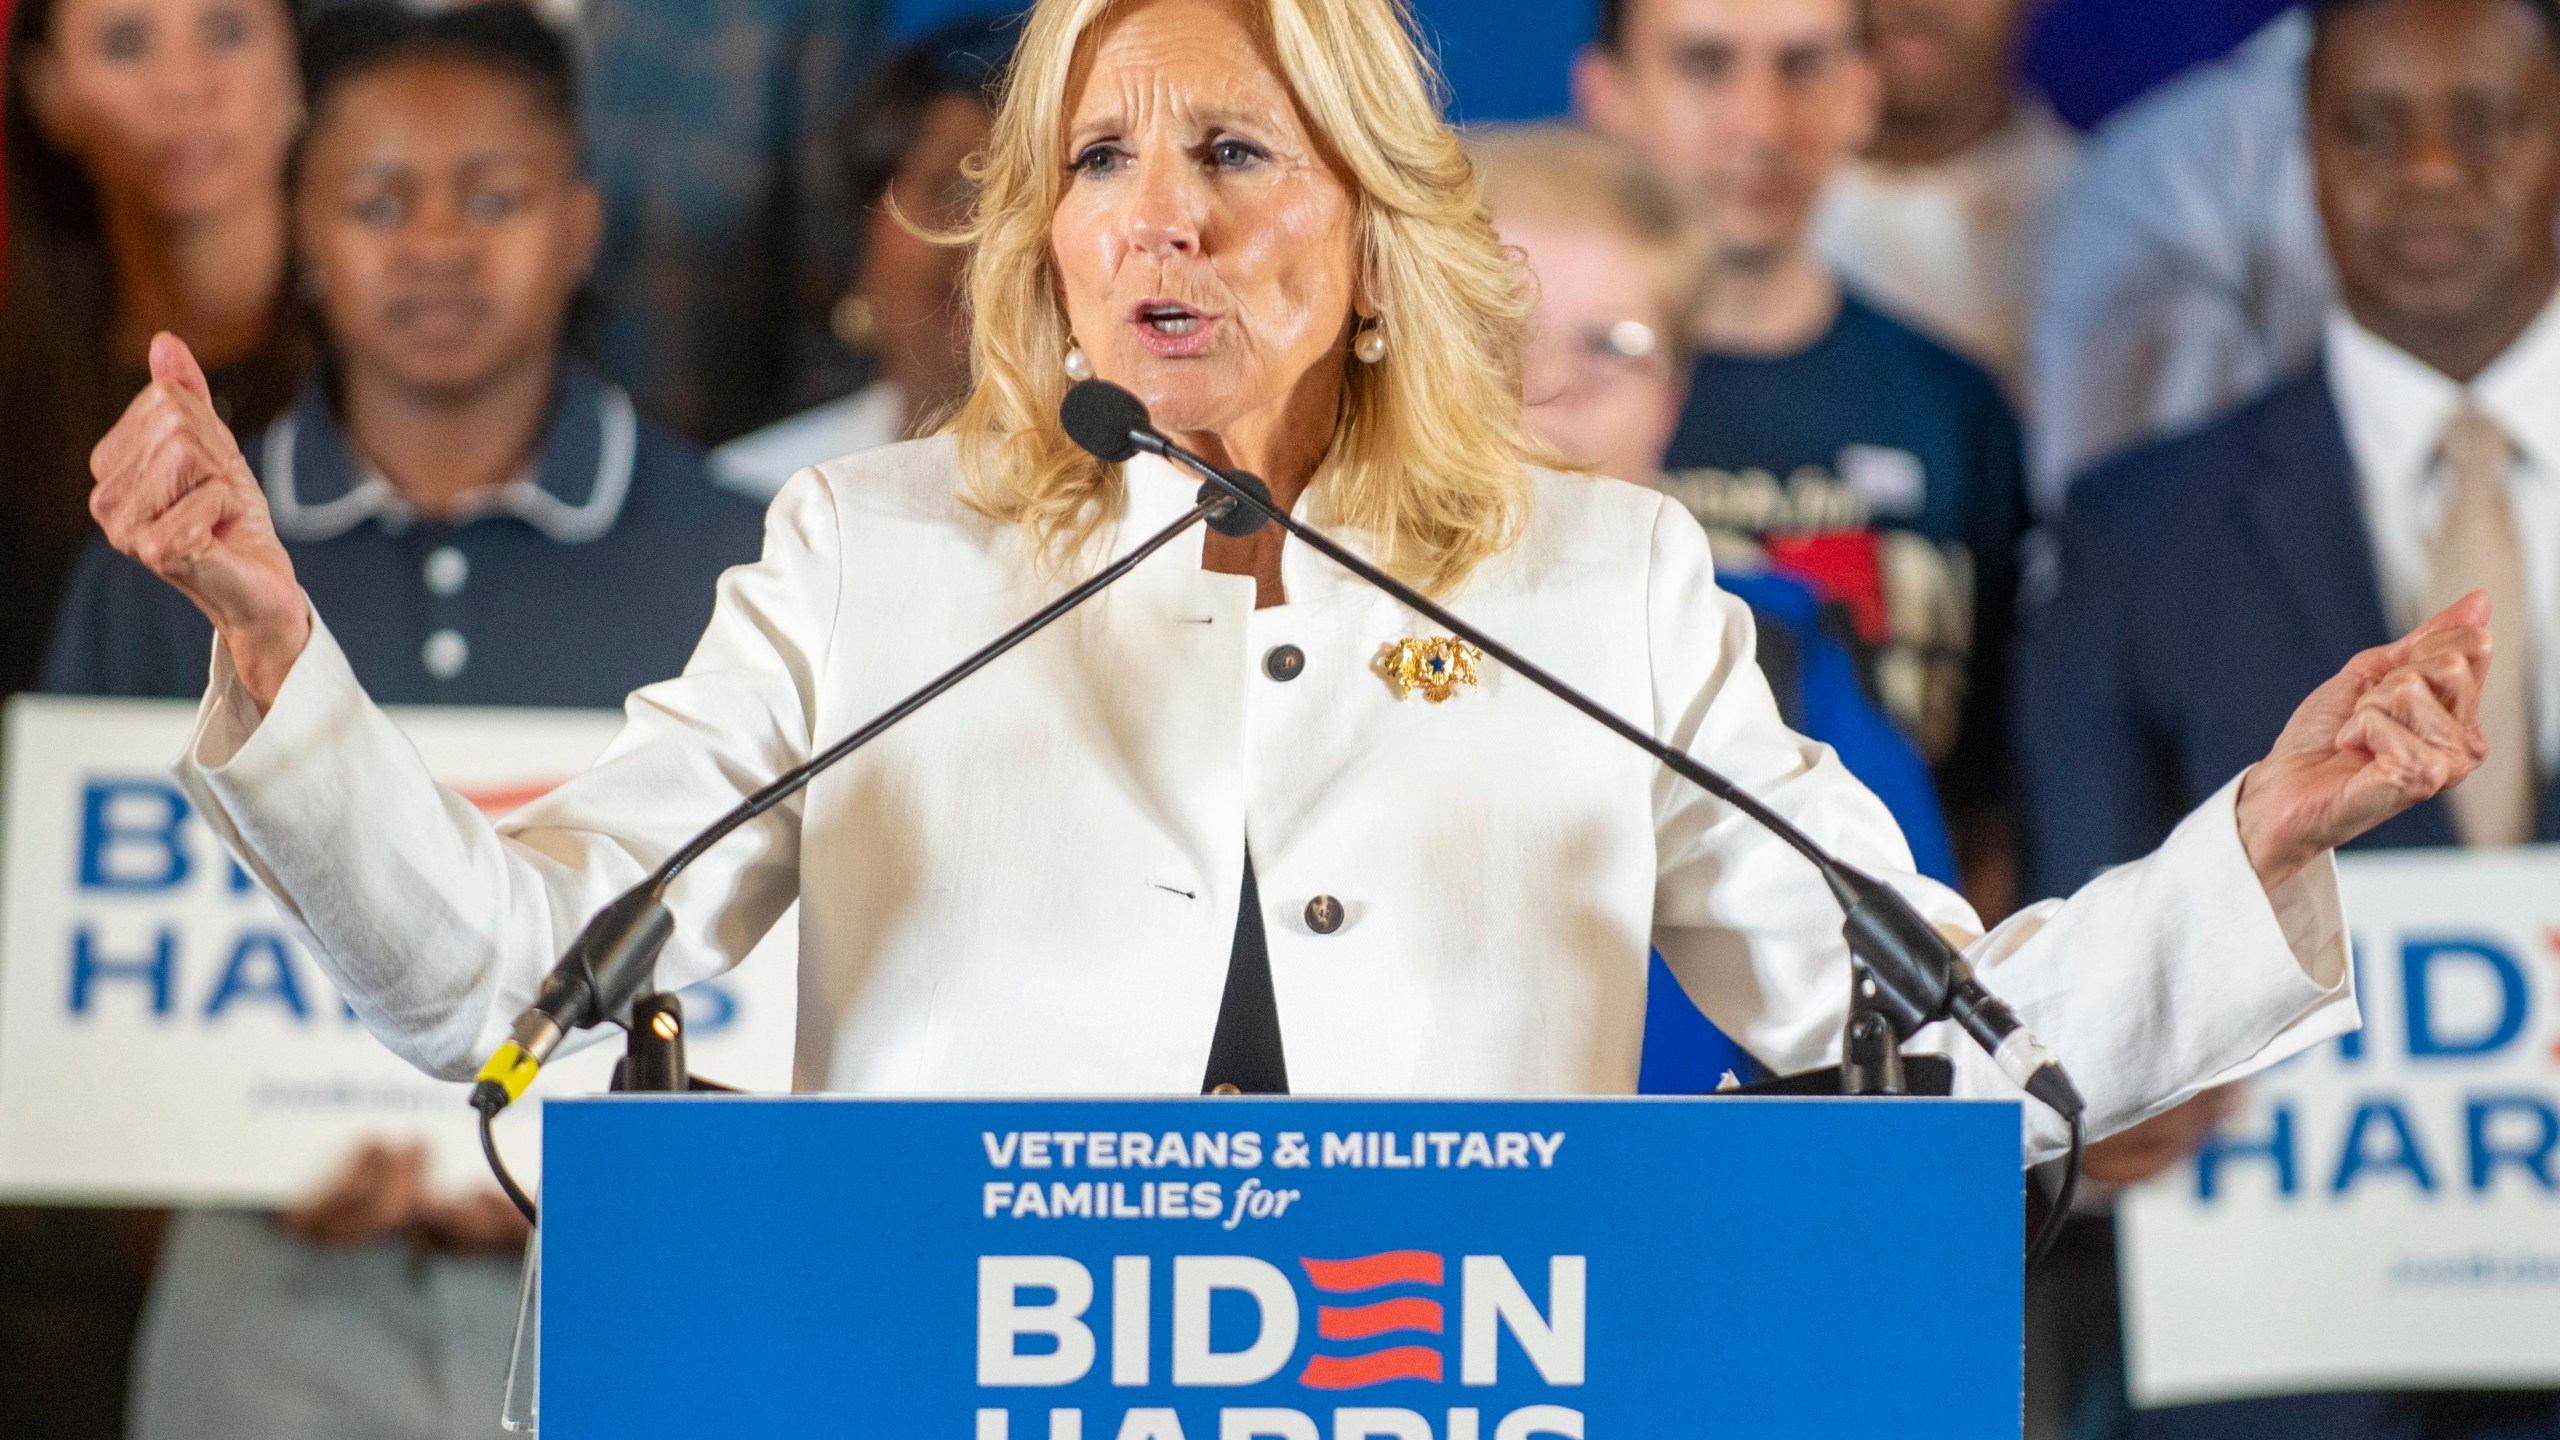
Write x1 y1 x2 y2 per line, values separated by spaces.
0 695 797 1206
2121 846 2560 1405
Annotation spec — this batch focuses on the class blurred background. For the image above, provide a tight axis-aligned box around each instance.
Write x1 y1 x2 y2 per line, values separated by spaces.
3 0 2556 1436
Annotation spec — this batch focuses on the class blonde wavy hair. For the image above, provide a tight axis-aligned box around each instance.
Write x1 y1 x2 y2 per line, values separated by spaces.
943 0 1541 597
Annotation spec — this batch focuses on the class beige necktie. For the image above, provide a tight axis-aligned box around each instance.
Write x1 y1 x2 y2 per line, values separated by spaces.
2425 405 2538 847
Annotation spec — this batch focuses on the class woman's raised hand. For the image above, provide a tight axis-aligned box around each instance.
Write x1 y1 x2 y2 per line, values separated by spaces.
2235 593 2496 890
90 333 308 707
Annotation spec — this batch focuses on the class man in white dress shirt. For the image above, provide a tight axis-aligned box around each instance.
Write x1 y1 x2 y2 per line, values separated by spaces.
2315 0 2560 846
2022 0 2560 1428
2025 0 2560 891
2028 2 2560 517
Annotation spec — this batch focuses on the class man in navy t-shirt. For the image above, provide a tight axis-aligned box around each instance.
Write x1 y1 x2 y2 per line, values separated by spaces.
1579 0 2030 903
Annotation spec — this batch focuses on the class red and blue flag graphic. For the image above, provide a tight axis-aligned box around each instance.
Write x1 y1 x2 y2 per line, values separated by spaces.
1296 1251 1445 1388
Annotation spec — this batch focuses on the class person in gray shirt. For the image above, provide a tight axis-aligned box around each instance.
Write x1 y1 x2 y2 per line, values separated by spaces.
2028 9 2330 513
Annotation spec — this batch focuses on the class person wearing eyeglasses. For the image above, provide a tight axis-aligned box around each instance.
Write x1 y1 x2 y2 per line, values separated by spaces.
1469 123 1705 498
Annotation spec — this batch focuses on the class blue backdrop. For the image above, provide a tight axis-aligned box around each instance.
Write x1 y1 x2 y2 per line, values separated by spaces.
887 0 1594 120
885 0 2293 131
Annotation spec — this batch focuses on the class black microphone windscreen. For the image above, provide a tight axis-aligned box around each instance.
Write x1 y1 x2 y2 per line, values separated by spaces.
1060 381 1152 463
1204 472 1274 538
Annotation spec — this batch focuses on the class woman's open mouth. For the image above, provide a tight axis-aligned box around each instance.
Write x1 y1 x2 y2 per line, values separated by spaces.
1130 300 1216 357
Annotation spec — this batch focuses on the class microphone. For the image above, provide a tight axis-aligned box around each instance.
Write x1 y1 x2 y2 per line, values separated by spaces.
1058 379 2083 1124
1060 381 1280 538
469 886 673 1114
1059 379 1152 463
468 455 1267 1119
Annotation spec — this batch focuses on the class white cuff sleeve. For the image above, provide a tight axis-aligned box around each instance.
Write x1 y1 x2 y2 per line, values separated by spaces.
1958 771 2358 1163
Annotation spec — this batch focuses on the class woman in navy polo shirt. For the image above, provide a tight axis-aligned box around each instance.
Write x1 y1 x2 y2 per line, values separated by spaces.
47 5 765 709
43 8 766 1437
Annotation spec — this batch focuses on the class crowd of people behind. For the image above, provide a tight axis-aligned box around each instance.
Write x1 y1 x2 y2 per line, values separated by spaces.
0 0 2554 1437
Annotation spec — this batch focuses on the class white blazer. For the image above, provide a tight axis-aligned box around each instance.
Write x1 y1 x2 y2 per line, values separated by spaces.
178 438 2354 1160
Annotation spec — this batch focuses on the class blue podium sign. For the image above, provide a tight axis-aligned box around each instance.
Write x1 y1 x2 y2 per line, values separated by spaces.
540 1096 2020 1438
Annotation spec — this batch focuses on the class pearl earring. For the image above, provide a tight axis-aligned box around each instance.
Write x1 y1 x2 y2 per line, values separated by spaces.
1063 346 1095 383
1353 325 1388 365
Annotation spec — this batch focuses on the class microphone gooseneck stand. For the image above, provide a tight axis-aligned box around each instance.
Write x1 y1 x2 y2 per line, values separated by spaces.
468 478 1272 1227
1057 379 2087 1267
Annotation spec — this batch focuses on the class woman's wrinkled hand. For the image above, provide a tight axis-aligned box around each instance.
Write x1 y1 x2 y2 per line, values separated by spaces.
2236 593 2494 891
89 333 307 707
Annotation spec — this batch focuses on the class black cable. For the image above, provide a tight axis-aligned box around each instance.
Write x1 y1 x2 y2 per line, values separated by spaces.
2025 1112 2083 1270
481 1104 540 1227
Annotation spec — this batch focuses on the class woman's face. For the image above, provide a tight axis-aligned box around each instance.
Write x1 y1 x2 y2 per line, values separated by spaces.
1511 216 1685 486
26 0 298 224
295 60 600 400
1048 0 1361 450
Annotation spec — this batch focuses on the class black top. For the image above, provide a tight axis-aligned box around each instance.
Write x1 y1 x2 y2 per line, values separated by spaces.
1202 857 1288 1094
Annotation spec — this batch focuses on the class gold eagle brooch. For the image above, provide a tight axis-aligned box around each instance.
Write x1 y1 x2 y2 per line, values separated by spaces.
1379 636 1485 703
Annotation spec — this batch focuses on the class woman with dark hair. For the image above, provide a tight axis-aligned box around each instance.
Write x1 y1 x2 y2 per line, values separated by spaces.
710 12 1021 498
0 0 302 695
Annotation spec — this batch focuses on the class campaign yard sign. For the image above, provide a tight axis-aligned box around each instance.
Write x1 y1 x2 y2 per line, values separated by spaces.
538 1096 2023 1439
0 695 797 1205
2121 847 2560 1406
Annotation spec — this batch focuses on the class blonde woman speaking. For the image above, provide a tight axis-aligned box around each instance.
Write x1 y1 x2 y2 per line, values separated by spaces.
88 0 2495 1159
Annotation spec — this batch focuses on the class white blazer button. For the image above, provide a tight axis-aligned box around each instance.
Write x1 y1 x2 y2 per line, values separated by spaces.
1264 644 1306 682
423 546 469 596
422 629 469 680
1304 895 1344 934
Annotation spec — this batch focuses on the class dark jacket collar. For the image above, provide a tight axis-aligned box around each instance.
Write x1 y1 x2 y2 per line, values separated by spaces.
256 360 637 544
